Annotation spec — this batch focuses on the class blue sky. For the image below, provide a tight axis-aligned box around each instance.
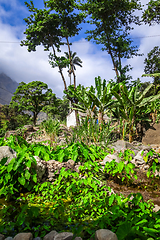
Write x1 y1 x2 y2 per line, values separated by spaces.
0 0 160 98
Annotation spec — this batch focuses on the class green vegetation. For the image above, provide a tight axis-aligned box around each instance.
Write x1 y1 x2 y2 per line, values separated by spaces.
1 135 160 239
10 81 58 126
1 0 160 239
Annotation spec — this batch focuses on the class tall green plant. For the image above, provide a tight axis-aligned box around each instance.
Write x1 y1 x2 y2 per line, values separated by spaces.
111 81 160 142
40 119 61 148
69 116 116 146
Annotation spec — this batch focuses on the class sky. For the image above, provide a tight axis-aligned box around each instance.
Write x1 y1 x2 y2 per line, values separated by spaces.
0 0 160 99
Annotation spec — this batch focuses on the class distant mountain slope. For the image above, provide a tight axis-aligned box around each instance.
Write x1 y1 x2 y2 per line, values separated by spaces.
0 73 19 105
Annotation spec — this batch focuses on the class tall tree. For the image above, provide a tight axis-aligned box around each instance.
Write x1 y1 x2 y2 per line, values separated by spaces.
142 0 160 25
21 0 84 125
10 81 58 125
79 0 142 83
0 104 31 131
144 46 160 94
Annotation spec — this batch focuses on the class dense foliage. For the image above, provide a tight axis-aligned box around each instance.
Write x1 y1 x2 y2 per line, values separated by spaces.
10 81 59 125
0 135 160 239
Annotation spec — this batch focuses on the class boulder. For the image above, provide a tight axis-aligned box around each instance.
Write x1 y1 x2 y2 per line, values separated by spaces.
108 139 151 154
153 204 160 212
0 234 5 240
32 156 47 182
142 122 160 145
54 232 73 240
132 150 146 165
4 238 13 240
100 154 120 166
13 233 33 240
43 230 58 240
0 146 17 165
95 229 118 240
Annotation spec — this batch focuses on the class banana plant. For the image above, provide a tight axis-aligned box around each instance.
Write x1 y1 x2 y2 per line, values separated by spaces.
66 78 117 123
111 81 160 142
88 76 116 124
66 84 97 118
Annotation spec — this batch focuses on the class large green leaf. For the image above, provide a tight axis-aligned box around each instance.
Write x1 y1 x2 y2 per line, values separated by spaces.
18 176 26 186
139 93 160 107
116 222 132 240
25 170 31 180
136 83 153 105
129 106 134 122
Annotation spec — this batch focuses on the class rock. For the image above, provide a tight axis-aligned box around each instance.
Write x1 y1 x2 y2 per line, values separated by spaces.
100 154 120 165
45 159 82 182
108 140 126 152
153 204 160 212
5 125 36 141
142 122 160 145
108 139 151 156
33 238 41 240
74 238 82 240
95 229 118 240
13 232 33 240
132 150 146 165
43 231 58 240
67 159 75 168
0 146 17 165
54 232 73 240
155 169 160 177
0 234 5 240
4 130 17 139
32 156 47 182
4 238 13 240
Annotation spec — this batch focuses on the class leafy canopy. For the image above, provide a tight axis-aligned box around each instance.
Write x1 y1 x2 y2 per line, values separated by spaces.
10 81 58 125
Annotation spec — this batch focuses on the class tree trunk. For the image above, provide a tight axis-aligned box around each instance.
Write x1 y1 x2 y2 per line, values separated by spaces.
66 37 76 89
33 113 37 126
121 119 125 140
75 109 80 126
140 120 144 140
50 43 67 91
106 34 120 82
152 109 157 125
129 124 133 143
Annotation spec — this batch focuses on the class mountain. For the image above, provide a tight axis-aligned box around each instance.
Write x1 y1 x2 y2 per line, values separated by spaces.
0 73 19 105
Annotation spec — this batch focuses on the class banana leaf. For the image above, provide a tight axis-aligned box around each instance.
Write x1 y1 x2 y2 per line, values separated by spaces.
136 83 153 105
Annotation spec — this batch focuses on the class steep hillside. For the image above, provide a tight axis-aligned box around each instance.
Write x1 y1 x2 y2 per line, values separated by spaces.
0 73 19 105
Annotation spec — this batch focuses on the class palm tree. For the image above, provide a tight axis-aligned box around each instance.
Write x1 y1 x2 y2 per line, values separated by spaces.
64 51 83 85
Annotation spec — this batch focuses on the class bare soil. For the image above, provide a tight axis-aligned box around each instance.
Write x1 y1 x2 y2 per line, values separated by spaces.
106 170 160 206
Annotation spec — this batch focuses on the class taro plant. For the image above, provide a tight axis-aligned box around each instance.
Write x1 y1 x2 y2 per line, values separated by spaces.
0 148 37 201
50 141 109 163
1 165 160 239
103 159 137 185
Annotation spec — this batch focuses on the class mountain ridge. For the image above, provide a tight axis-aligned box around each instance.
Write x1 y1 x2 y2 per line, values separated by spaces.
0 73 19 105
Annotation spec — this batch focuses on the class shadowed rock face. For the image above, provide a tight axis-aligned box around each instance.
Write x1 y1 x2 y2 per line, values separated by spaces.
142 122 160 145
0 73 19 105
